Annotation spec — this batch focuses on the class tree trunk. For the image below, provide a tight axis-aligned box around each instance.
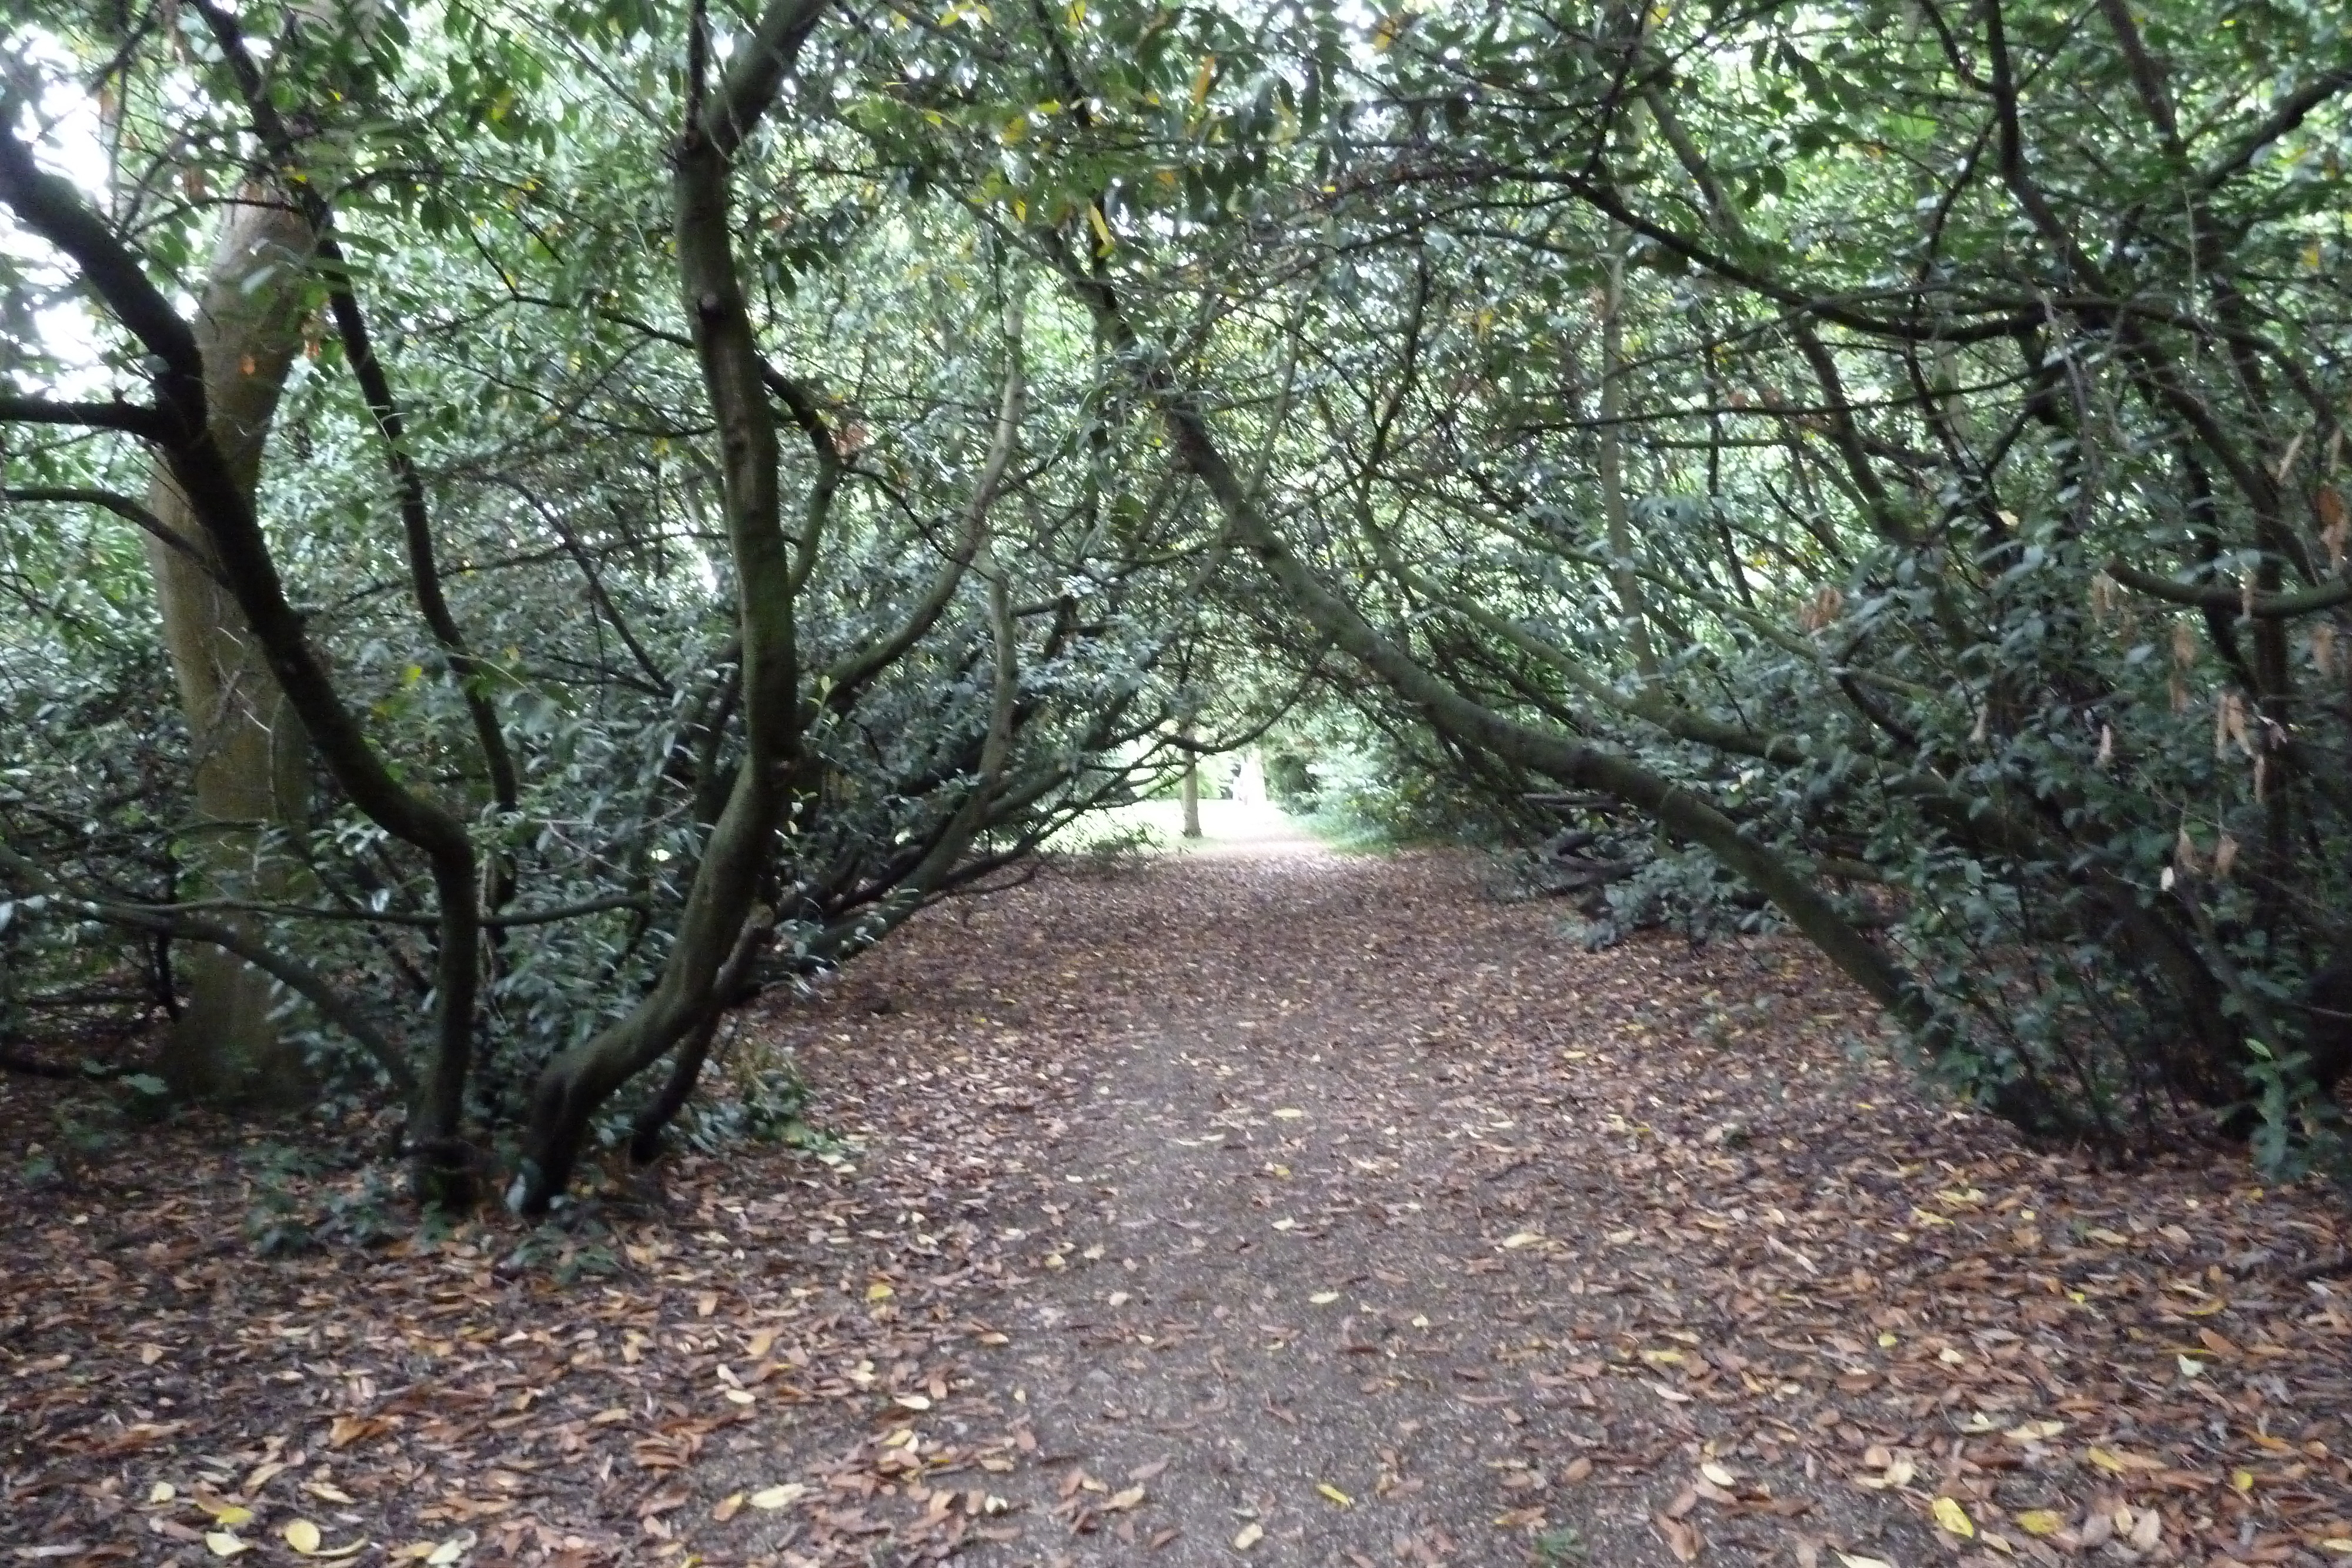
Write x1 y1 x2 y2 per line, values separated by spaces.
512 0 830 1214
145 191 314 1108
1598 242 1658 687
1180 737 1202 839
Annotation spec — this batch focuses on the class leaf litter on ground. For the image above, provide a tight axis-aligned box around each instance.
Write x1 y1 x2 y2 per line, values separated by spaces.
3 843 2349 1566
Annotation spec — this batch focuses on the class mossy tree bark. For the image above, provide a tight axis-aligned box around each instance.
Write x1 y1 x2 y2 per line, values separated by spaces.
143 191 315 1108
512 0 831 1213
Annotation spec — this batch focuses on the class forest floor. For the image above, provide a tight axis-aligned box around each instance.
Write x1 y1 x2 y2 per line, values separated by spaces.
5 813 2352 1568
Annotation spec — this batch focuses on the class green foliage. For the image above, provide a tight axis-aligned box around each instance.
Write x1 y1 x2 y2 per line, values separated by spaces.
1532 1526 1589 1566
673 1058 817 1156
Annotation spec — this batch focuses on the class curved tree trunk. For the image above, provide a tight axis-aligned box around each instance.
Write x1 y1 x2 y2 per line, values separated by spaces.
145 191 314 1108
511 0 831 1214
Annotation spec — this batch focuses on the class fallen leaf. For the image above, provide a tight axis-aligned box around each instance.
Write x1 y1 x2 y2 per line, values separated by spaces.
203 1535 249 1558
283 1520 321 1554
1932 1497 1974 1538
1309 1290 1339 1305
1655 1513 1700 1562
1233 1521 1264 1550
1700 1461 1735 1487
2014 1510 2064 1536
2087 1445 2164 1474
712 1492 745 1523
749 1483 808 1509
1317 1482 1353 1506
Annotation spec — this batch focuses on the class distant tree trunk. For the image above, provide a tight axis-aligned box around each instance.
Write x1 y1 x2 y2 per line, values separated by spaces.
145 191 315 1107
1180 726 1202 838
1598 241 1658 688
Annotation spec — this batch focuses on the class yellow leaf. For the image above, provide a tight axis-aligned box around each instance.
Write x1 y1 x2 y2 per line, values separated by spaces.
205 1534 250 1557
148 1482 176 1504
1317 1483 1354 1506
1190 55 1216 110
285 1520 322 1554
866 1281 894 1300
425 1543 465 1567
2087 1446 2163 1473
196 1502 255 1526
1933 1496 1975 1537
749 1483 808 1509
1234 1521 1264 1550
1700 1461 1736 1487
2233 1469 2255 1491
1087 205 1113 253
2015 1509 2065 1536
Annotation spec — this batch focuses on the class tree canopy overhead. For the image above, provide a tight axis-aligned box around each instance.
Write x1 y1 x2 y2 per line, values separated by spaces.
3 0 2348 1198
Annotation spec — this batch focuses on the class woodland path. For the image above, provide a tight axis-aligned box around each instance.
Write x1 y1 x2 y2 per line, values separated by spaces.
5 819 2352 1568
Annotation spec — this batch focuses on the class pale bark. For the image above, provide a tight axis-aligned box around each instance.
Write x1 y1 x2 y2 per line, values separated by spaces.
145 192 314 1106
1180 726 1203 838
1598 243 1657 687
2 75 482 1197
